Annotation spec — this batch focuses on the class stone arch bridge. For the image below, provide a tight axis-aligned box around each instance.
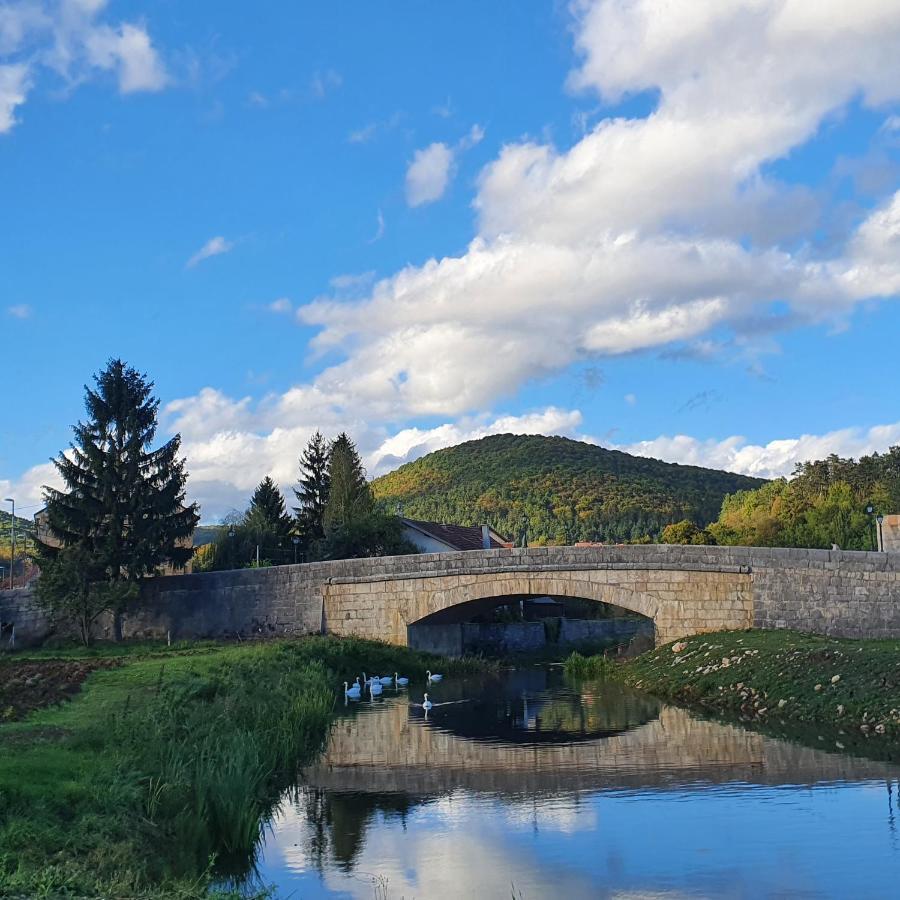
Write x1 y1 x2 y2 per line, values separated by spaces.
136 543 900 645
5 544 900 646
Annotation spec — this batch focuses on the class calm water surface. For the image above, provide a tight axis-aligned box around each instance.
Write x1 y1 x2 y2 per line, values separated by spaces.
249 669 900 898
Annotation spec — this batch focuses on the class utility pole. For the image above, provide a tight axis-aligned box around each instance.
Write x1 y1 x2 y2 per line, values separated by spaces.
3 498 13 590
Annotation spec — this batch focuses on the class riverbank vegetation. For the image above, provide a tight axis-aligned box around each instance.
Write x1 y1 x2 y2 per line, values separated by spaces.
567 630 900 759
0 636 470 898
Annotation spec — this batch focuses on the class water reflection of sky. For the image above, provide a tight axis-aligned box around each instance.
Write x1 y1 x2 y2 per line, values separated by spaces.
252 671 900 899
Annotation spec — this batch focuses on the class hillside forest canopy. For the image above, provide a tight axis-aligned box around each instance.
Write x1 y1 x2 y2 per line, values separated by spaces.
371 434 765 545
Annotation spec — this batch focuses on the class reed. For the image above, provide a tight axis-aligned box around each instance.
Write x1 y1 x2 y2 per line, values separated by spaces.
563 650 619 679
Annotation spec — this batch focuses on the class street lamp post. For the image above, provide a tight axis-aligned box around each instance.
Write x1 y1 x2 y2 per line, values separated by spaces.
866 504 876 551
228 527 236 570
292 536 300 564
876 515 885 553
3 498 13 590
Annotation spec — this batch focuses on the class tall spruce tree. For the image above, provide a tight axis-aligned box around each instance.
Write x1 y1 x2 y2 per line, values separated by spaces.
294 431 331 543
323 433 372 531
37 359 199 638
245 476 293 562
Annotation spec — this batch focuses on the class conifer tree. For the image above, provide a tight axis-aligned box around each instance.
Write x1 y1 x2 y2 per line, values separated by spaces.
248 476 292 533
245 476 293 563
294 431 331 542
36 359 199 638
323 433 372 531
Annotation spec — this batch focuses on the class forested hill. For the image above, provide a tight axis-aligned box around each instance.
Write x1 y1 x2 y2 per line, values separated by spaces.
371 434 765 545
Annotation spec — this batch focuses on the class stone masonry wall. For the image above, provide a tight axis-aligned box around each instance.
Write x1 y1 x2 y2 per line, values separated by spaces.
1 545 899 648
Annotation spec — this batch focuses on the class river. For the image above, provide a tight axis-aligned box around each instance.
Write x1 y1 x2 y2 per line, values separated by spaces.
243 668 900 898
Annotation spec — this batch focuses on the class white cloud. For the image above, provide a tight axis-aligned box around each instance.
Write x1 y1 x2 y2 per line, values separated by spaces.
186 235 234 269
624 393 636 406
6 303 31 318
458 123 485 151
296 1 900 421
1 461 63 515
0 0 169 132
268 297 292 314
613 420 900 480
405 141 454 207
83 21 168 93
0 62 29 133
405 125 485 207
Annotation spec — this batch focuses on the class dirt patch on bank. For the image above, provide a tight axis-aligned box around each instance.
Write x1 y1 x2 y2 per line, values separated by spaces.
0 658 121 721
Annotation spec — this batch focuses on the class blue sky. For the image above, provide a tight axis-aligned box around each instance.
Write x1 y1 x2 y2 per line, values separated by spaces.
3 1 900 521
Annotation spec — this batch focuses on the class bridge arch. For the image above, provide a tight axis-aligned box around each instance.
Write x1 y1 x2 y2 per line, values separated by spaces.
322 553 755 646
415 573 662 624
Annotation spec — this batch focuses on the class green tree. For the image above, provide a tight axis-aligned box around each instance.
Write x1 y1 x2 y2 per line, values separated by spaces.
36 545 137 645
321 513 417 560
661 519 698 544
323 433 372 531
294 431 331 548
245 476 293 564
36 359 199 638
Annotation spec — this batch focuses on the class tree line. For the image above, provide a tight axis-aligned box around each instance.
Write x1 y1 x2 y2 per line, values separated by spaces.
194 432 415 572
661 448 900 550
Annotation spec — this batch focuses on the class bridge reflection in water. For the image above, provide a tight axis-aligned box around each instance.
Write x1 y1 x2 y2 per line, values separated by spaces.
255 671 900 898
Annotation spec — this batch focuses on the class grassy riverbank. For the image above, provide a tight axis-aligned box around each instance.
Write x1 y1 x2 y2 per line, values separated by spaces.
568 630 900 758
0 636 470 898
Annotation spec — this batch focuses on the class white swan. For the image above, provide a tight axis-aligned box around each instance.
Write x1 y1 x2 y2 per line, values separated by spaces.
362 672 375 686
394 672 409 686
422 693 433 710
344 680 361 697
369 680 383 696
378 675 394 685
426 670 443 682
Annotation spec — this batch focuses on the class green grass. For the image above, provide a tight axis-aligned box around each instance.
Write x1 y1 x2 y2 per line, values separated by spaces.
592 629 900 760
0 636 472 898
563 650 619 679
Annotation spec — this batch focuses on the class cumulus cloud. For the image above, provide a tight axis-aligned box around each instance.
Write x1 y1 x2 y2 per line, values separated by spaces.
614 420 900 481
0 0 169 131
299 1 900 422
186 236 234 269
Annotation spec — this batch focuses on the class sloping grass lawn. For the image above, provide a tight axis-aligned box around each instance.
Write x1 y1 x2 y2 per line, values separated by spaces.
0 636 466 898
569 629 900 761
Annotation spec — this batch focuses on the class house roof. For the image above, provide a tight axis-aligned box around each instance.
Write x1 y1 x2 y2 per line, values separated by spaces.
400 518 511 551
